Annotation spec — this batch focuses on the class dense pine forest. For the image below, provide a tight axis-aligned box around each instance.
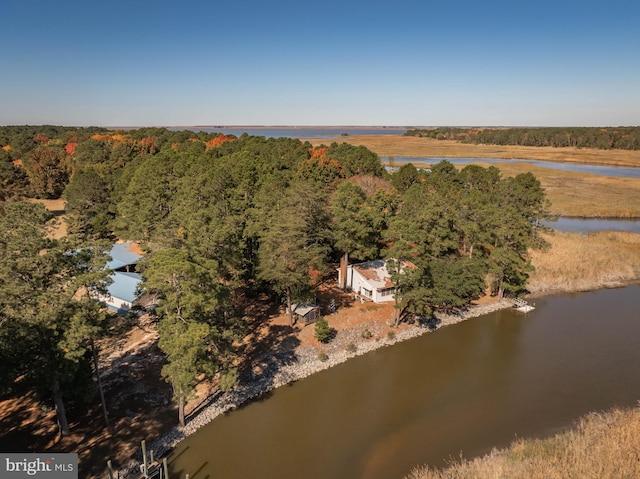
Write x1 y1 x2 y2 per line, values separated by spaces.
0 125 546 431
405 126 640 150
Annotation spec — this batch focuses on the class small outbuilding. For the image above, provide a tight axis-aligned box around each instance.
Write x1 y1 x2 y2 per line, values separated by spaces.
289 302 322 325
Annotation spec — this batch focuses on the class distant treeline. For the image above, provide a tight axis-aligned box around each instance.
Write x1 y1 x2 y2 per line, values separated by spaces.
405 127 640 150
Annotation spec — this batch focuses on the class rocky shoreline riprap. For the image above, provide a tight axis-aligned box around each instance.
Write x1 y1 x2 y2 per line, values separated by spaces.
118 300 511 478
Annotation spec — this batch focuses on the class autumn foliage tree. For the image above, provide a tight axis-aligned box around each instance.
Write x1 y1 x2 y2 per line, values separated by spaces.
297 147 344 186
205 134 234 150
23 146 69 198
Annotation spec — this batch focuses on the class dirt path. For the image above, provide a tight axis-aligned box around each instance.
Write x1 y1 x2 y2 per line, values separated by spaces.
27 198 68 239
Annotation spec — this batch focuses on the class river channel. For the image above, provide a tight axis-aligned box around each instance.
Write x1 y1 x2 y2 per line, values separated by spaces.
386 157 640 179
543 217 640 234
168 285 640 479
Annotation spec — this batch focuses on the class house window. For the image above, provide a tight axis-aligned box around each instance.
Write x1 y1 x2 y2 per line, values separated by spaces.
380 287 394 297
362 288 372 298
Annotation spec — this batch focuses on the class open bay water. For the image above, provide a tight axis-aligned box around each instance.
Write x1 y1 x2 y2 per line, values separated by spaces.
168 286 640 479
189 127 407 139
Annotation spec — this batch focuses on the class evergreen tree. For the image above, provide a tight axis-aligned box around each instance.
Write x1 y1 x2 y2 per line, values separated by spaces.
326 143 384 177
0 202 110 436
486 173 547 298
64 169 111 240
115 151 188 242
314 317 332 343
257 184 327 325
330 181 379 289
169 159 248 287
141 248 234 426
390 162 421 193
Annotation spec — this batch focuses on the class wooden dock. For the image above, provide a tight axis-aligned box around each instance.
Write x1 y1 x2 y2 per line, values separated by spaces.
507 297 535 313
107 440 178 479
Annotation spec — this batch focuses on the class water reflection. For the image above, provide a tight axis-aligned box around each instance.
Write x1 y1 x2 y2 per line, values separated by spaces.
168 286 640 479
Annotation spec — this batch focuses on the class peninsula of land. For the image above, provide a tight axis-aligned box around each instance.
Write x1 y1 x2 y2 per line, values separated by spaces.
1 126 640 479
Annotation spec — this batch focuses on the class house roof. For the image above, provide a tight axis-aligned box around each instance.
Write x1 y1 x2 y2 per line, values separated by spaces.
291 302 320 317
106 271 142 303
353 260 394 290
106 242 142 270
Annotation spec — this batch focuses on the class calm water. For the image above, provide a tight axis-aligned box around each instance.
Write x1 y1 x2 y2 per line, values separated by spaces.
190 128 406 139
168 286 640 479
387 157 640 179
543 217 640 234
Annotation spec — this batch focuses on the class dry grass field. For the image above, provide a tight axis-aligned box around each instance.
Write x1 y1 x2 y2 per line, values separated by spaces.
528 231 640 295
407 408 640 479
407 405 640 479
464 161 640 217
325 135 640 167
311 135 640 218
383 158 640 217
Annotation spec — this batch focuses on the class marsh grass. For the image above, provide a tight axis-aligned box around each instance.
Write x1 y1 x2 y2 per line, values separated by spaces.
399 159 640 217
528 231 640 295
407 405 640 479
491 162 640 217
312 135 640 217
326 135 640 168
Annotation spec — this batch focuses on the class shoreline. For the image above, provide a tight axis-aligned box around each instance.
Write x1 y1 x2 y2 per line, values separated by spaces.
527 277 640 299
117 300 513 477
116 281 640 477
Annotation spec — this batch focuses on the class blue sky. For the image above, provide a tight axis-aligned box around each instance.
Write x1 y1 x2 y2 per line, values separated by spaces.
1 0 638 127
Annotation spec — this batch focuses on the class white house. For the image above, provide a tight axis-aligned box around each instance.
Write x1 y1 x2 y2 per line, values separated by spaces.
337 259 397 303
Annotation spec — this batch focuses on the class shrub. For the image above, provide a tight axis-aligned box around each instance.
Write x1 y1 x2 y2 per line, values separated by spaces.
314 316 332 343
346 342 357 353
361 328 373 339
387 331 396 341
219 367 239 392
318 352 329 362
